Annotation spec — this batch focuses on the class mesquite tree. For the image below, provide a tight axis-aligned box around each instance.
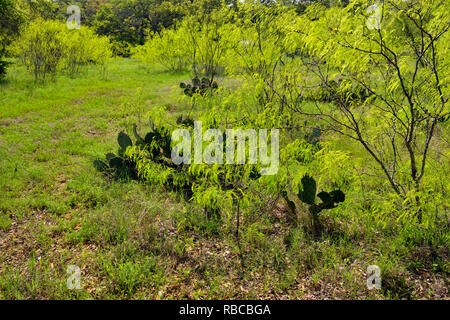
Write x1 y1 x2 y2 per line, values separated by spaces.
292 0 448 205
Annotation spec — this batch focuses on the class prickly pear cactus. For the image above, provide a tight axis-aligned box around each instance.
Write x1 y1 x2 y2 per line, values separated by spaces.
298 175 317 205
330 190 345 204
118 131 132 155
317 191 333 209
180 77 219 97
296 174 345 213
293 174 346 235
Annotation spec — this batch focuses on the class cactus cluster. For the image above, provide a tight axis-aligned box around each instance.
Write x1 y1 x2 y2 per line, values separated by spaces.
93 120 176 180
180 77 218 97
94 117 262 223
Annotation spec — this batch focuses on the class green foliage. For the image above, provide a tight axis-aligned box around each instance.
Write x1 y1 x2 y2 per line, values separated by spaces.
128 0 447 229
1 0 448 300
0 0 23 78
134 2 233 77
18 0 59 20
118 131 133 152
182 11 232 78
64 27 112 77
93 0 185 48
176 115 195 128
295 0 449 199
14 19 111 80
133 28 189 71
13 19 66 80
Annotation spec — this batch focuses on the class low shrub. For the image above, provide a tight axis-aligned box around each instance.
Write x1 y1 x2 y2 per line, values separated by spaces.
14 19 111 80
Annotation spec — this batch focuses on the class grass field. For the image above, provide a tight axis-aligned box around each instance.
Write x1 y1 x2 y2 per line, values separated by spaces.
0 58 448 299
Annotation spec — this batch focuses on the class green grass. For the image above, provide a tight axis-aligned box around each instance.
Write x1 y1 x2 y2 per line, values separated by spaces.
0 58 447 300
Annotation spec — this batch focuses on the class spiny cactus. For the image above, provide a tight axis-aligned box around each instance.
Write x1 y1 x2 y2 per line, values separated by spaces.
298 174 317 205
117 131 132 155
93 132 137 180
297 174 345 214
281 174 345 236
94 119 177 180
180 77 218 97
129 121 173 160
281 190 297 217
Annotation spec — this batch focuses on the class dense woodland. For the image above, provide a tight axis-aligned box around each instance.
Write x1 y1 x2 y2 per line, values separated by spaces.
0 0 448 299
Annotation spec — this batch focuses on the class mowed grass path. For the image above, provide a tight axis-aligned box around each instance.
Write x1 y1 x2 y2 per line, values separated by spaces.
0 59 194 299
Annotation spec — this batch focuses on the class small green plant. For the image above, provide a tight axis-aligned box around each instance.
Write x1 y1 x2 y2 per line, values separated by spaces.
63 27 111 77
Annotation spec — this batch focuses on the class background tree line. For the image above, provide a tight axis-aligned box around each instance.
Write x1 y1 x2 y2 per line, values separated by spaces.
0 0 332 61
